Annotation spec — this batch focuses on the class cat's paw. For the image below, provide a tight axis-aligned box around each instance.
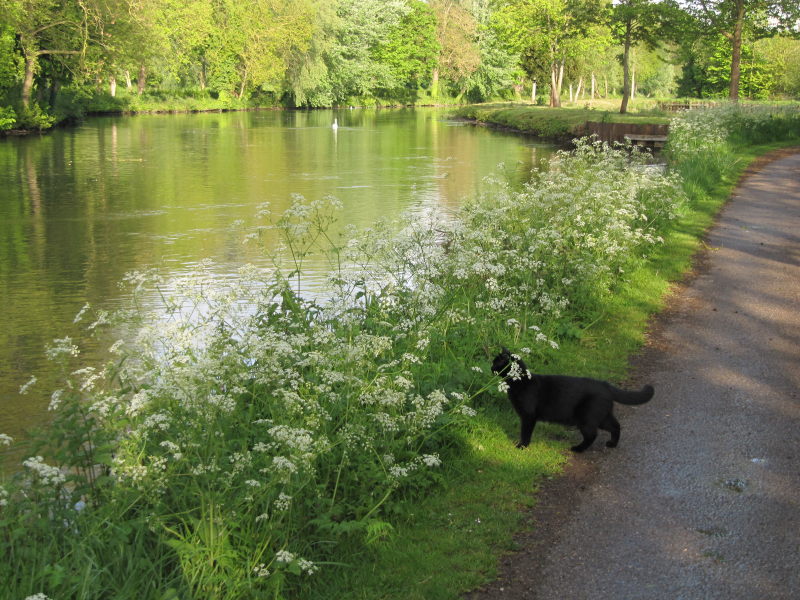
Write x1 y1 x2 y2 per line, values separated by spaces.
570 444 588 453
515 441 529 449
606 440 618 448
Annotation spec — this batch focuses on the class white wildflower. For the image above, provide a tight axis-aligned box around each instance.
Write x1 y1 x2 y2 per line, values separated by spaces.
274 492 292 511
0 433 12 447
127 390 150 416
298 558 319 575
253 564 270 577
271 456 298 474
46 337 80 360
471 366 483 373
275 549 295 564
48 389 64 411
23 456 66 486
159 441 183 460
421 454 441 468
459 405 477 417
73 303 91 324
18 376 37 395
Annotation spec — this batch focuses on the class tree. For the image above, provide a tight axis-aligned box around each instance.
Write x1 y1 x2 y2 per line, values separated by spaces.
492 0 608 107
430 0 480 99
705 34 776 98
461 0 519 102
680 0 800 100
611 0 668 113
372 0 439 99
0 0 109 109
326 0 411 101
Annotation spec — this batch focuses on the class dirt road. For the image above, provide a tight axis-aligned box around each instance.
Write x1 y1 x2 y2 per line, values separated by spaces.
466 150 800 599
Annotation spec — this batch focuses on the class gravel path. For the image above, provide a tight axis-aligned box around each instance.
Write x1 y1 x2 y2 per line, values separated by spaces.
465 150 800 600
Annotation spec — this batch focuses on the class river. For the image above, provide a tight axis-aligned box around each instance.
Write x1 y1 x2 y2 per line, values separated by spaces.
0 107 555 465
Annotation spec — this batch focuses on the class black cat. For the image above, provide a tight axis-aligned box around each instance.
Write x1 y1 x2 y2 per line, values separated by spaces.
491 348 654 452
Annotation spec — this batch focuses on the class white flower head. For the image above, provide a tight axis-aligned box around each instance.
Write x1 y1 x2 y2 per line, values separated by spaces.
73 303 91 324
19 376 37 395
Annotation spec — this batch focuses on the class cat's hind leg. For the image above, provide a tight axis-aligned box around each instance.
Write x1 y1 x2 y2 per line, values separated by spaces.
571 425 597 453
600 414 621 448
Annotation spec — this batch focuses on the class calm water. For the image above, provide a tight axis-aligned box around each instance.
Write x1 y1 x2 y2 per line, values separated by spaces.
0 108 554 463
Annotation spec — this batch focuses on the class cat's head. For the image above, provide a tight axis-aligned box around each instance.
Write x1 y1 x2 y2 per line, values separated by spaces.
491 347 514 377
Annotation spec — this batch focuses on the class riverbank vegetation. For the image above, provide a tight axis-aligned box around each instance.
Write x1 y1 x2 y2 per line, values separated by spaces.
1 1 799 131
1 104 799 599
453 101 672 139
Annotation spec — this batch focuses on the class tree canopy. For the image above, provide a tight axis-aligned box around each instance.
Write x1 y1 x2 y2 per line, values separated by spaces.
0 0 798 128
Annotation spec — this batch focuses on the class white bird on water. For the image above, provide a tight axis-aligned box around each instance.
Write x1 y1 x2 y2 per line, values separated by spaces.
332 118 338 130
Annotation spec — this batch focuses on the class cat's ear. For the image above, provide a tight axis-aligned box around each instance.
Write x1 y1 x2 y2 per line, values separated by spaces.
501 346 511 356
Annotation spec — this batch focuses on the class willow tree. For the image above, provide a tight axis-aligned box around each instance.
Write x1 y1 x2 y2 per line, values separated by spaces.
430 0 481 100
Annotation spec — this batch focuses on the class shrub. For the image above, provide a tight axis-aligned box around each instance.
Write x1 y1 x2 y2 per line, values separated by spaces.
0 106 15 130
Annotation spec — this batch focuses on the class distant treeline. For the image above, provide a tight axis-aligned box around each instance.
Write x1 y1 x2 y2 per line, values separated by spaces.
1 0 799 129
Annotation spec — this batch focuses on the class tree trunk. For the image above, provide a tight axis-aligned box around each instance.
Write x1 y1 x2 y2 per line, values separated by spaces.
620 20 632 114
125 70 132 89
21 54 36 110
729 0 745 101
137 64 146 95
110 75 117 98
239 66 248 98
631 62 636 99
550 62 561 108
569 83 573 103
604 75 608 98
432 67 440 101
531 80 537 103
199 60 207 90
576 77 583 100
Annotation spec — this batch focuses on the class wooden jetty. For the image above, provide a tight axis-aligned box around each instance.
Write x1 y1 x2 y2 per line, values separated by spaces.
585 121 669 149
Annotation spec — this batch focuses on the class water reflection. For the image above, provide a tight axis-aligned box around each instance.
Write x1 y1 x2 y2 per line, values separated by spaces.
0 108 554 466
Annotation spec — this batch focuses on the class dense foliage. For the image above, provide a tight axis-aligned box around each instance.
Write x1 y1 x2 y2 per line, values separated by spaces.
2 103 798 599
0 0 798 130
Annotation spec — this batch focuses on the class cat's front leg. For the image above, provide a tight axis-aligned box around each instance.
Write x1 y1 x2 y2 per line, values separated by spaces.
517 416 537 448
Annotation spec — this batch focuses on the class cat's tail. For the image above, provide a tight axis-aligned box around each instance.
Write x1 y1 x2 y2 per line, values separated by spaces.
613 384 654 405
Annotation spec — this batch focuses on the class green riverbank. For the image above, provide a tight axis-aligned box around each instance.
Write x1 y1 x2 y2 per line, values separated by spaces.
452 103 672 140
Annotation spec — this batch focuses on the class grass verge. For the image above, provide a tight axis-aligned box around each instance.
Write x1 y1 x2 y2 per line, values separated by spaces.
300 138 800 599
451 103 671 140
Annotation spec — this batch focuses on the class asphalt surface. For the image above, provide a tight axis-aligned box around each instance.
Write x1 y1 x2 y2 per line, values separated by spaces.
466 150 800 599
